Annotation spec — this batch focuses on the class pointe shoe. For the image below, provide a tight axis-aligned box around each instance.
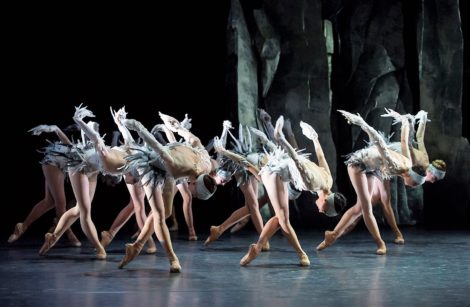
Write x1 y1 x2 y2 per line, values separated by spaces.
118 243 143 269
39 233 58 256
188 235 198 241
100 231 113 248
240 244 260 266
66 231 82 247
8 223 27 243
204 226 221 246
316 230 337 251
145 237 157 254
261 241 270 252
299 253 310 266
394 237 405 245
96 249 107 260
230 217 249 234
169 258 181 273
376 240 387 255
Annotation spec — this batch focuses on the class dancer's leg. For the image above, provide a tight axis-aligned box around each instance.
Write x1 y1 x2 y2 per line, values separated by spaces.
347 166 386 255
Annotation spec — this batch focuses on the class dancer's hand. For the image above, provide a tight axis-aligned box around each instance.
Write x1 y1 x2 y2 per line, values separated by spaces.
124 119 144 132
222 120 233 130
180 114 192 130
150 124 166 135
338 110 366 126
257 108 271 123
29 125 58 135
111 107 127 126
159 112 181 132
74 104 95 120
414 110 429 124
381 108 404 125
300 121 318 140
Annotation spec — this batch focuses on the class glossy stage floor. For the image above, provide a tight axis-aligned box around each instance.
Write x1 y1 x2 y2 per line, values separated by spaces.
1 228 469 307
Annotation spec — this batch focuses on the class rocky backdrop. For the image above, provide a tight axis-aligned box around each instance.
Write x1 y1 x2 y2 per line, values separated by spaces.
224 0 469 229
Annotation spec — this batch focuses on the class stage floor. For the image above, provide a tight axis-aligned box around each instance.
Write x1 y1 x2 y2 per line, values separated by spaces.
1 228 469 306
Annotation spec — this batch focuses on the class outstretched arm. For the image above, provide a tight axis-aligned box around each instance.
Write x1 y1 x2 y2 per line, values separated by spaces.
159 112 204 149
414 110 429 155
220 120 232 148
339 110 401 170
283 119 299 149
151 113 192 144
29 125 73 145
257 108 276 142
124 118 173 163
273 116 302 165
300 121 331 177
73 105 106 151
249 127 277 151
111 107 135 145
213 137 261 181
151 124 177 143
381 108 412 162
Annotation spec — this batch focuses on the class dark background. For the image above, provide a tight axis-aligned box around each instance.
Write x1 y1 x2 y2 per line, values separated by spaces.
3 1 469 240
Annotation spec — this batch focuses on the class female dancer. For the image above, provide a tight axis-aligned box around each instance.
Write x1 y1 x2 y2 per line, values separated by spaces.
396 110 446 184
316 109 446 251
214 116 346 266
116 111 220 272
8 125 81 246
38 105 152 260
38 106 107 259
98 109 157 254
203 121 270 250
321 109 416 255
105 115 231 246
215 108 302 236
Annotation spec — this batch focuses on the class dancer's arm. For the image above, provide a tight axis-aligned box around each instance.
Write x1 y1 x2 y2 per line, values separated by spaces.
283 119 299 149
159 112 203 149
414 110 429 156
220 120 232 148
111 107 135 145
212 120 234 163
257 108 276 142
151 124 177 143
300 121 331 177
213 137 261 181
249 127 277 151
73 105 106 152
124 118 173 163
381 108 412 162
340 110 402 170
273 116 304 166
29 125 73 145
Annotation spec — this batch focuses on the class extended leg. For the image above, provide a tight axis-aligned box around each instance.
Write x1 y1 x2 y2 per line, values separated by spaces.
348 166 386 255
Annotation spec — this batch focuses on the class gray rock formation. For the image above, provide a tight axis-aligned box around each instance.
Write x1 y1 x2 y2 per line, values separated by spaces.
225 0 469 228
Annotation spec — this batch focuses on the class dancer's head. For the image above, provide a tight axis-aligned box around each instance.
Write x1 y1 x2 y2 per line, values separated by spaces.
426 159 446 183
192 174 218 200
315 190 347 217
